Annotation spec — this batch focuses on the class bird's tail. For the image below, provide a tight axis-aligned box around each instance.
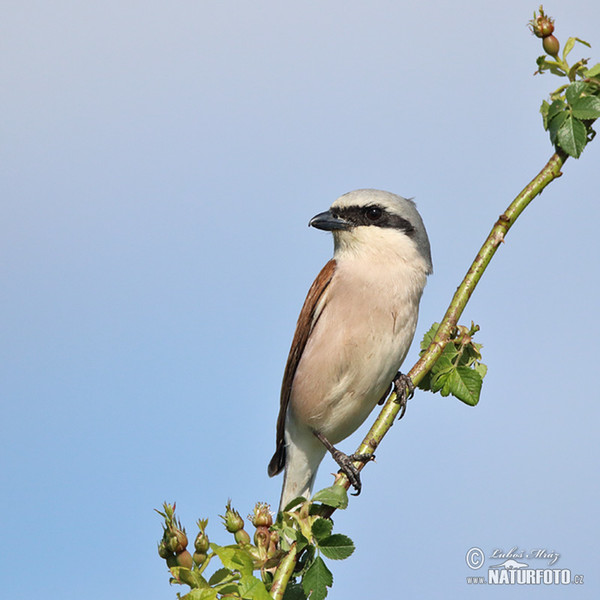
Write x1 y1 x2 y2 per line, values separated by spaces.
277 436 326 512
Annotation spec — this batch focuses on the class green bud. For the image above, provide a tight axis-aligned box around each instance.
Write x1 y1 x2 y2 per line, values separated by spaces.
543 34 560 57
193 551 208 566
254 526 271 552
158 540 172 560
221 500 245 533
249 502 273 528
166 528 188 554
175 549 194 569
234 529 251 546
529 7 555 38
195 518 210 553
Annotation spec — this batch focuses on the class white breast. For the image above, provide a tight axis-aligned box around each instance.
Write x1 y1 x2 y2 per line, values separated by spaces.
289 229 429 444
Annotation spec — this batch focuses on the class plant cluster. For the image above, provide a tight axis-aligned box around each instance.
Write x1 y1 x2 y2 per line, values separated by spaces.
530 5 600 157
156 487 354 600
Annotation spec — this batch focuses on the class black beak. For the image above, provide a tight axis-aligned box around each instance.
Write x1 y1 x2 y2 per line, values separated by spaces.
309 210 350 231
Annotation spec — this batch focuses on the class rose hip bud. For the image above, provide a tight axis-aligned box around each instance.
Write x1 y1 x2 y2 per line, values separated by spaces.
234 528 251 546
166 528 188 554
221 501 245 533
175 549 194 569
543 34 560 57
250 503 273 528
195 519 210 553
267 530 280 558
193 551 208 566
254 526 271 555
158 540 172 559
529 8 555 38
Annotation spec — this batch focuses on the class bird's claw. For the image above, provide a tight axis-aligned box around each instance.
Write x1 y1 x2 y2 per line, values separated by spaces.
331 451 374 496
313 431 374 496
392 372 414 420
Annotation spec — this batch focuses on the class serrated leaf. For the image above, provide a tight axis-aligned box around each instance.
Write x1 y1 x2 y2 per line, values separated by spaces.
474 362 488 379
547 99 566 122
170 566 208 589
420 322 440 351
571 96 600 119
312 485 348 509
548 110 568 144
208 567 232 586
430 367 453 394
180 588 218 600
556 115 588 157
585 63 600 78
566 81 587 105
282 496 307 512
283 582 308 600
447 367 483 406
317 534 355 560
238 574 272 600
211 544 254 577
311 518 333 542
302 556 333 600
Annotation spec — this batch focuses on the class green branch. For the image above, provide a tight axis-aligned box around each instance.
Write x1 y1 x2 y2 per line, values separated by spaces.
270 542 297 600
325 149 568 498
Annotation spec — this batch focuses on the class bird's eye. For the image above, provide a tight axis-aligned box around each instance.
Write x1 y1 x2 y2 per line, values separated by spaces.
364 206 383 221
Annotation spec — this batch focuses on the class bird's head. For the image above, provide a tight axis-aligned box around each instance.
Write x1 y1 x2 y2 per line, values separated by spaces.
309 189 433 274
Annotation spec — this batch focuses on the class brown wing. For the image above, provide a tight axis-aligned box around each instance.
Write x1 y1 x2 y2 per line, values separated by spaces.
267 259 337 476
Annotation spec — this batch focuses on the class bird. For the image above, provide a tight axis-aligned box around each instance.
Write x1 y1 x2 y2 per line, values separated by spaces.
268 189 433 511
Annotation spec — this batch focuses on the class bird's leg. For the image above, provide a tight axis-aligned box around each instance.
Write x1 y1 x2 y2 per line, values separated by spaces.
377 382 393 405
313 431 374 496
392 372 415 420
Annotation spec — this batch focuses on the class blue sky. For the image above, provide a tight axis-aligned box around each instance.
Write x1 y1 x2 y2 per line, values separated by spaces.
2 1 599 598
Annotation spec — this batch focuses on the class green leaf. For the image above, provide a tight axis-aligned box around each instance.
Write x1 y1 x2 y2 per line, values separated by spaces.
563 36 591 61
238 574 272 600
429 366 453 394
566 81 587 106
585 62 600 78
419 322 439 351
282 496 307 512
169 567 208 589
548 110 569 144
211 544 254 577
474 362 488 380
283 582 308 600
547 99 566 122
563 37 576 61
180 588 218 600
302 556 333 600
556 115 588 157
540 100 550 129
447 367 483 406
317 534 355 560
311 518 333 542
208 567 232 586
216 583 241 595
312 485 348 509
571 96 600 119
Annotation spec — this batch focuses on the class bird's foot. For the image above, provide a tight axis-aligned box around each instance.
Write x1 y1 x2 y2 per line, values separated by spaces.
392 372 415 420
313 431 374 496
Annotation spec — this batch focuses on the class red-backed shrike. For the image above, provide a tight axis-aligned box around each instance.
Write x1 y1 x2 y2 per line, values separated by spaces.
268 189 432 510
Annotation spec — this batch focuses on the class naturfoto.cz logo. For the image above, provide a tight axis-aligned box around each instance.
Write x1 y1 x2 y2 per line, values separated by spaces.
465 546 584 586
